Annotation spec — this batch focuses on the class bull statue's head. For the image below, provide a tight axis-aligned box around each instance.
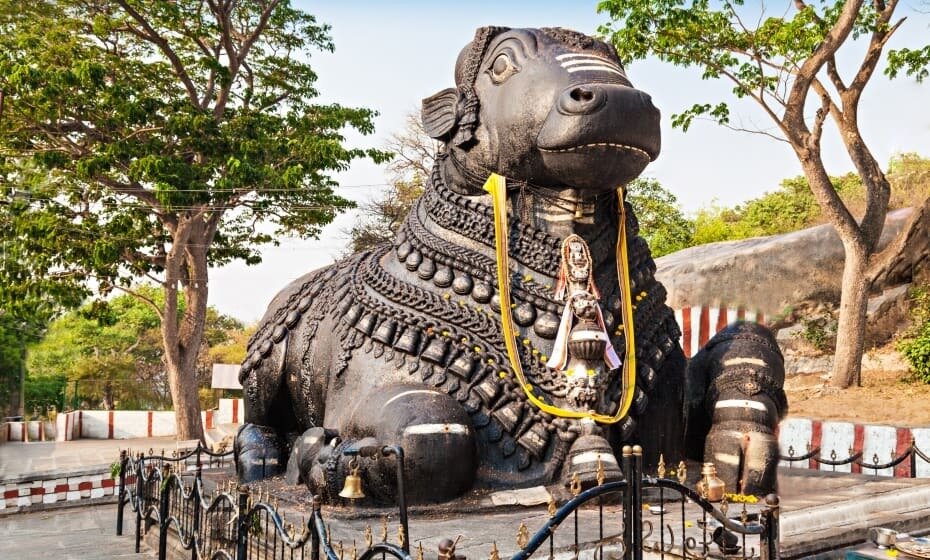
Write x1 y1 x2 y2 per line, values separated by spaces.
422 27 660 195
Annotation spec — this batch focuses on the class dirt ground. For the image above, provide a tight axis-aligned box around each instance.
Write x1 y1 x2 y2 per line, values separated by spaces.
784 367 930 425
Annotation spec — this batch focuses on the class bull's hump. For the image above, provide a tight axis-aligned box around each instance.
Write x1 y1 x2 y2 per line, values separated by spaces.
240 254 363 381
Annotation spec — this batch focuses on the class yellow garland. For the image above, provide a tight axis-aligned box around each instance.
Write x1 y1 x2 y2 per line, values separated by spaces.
483 173 637 424
724 493 759 504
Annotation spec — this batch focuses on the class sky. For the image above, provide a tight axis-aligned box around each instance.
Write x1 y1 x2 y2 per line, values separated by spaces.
208 1 930 323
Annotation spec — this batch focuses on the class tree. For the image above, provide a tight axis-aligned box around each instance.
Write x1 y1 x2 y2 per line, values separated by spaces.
0 1 387 437
626 177 693 257
599 0 929 388
347 113 436 253
27 287 246 410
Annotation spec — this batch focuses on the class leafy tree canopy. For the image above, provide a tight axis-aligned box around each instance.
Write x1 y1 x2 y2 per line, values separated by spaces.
0 0 388 435
626 177 693 257
27 286 245 410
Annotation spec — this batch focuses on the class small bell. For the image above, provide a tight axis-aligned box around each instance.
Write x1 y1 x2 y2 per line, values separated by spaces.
339 459 365 500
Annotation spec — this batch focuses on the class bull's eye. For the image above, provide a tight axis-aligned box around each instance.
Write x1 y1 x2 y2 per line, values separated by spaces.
488 52 518 83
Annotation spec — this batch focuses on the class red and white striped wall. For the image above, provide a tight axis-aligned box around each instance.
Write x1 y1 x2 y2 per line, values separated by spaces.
0 399 243 443
0 472 134 510
779 417 930 478
674 305 767 358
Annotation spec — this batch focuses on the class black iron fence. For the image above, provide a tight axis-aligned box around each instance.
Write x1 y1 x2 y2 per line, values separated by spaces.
780 438 930 477
116 444 779 560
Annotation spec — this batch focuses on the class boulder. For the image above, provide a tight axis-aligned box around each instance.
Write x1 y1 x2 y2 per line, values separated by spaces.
656 208 914 314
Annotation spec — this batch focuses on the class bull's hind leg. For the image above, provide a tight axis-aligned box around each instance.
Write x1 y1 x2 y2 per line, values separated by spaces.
235 341 291 482
686 322 788 495
293 385 477 504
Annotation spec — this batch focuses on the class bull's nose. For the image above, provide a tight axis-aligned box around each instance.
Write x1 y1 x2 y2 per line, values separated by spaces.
558 85 607 115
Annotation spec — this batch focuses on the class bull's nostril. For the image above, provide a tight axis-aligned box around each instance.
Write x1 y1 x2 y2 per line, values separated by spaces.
570 88 595 103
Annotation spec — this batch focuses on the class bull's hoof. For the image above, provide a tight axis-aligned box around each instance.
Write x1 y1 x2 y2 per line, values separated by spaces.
285 427 337 486
235 424 284 482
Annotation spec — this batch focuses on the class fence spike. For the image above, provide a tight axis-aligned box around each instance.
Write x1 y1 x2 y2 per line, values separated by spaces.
381 517 388 542
516 522 529 548
365 526 373 548
489 541 500 560
657 454 666 479
417 542 424 560
596 455 605 486
569 472 581 496
398 523 407 548
677 461 687 484
547 496 557 518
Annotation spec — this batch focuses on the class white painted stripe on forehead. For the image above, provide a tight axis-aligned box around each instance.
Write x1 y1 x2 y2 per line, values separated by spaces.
403 423 470 436
565 65 627 78
556 53 613 61
559 57 621 67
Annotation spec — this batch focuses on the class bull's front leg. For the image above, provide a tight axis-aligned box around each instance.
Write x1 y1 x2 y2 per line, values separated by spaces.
290 384 478 504
687 322 788 495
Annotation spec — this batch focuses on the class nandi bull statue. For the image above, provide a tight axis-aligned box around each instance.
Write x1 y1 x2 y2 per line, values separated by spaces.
234 26 787 504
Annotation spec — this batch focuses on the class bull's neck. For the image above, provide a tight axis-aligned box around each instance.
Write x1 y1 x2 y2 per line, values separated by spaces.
506 188 617 242
427 156 620 280
437 152 619 257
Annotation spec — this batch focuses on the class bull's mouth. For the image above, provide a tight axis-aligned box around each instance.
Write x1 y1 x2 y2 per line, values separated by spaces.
538 141 654 162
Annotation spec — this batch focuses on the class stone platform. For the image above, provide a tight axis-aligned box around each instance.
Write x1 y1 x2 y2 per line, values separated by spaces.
252 466 930 560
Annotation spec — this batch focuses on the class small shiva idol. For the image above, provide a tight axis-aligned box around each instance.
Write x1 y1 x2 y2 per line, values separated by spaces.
546 234 621 411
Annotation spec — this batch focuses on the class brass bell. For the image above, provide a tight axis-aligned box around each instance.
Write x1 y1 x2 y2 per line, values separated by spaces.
339 459 365 500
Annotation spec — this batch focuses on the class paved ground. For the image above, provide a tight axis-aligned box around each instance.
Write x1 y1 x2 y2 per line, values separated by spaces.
4 439 930 559
0 437 182 481
0 504 154 559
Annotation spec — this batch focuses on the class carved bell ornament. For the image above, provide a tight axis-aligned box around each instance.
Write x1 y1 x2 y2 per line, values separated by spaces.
696 462 725 502
339 459 365 500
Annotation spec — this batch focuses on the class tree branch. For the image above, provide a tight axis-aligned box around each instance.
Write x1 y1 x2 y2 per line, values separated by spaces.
847 8 904 103
112 284 165 322
783 0 864 132
114 0 201 106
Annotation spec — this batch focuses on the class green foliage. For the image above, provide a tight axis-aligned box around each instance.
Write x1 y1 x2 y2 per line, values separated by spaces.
0 0 385 276
23 374 67 417
597 1 926 133
898 322 930 383
348 174 425 253
887 152 930 209
686 172 867 245
799 316 836 352
626 177 693 257
0 1 388 426
26 287 245 409
898 285 930 383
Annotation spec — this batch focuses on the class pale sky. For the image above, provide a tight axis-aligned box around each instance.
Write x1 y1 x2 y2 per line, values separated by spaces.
209 1 930 323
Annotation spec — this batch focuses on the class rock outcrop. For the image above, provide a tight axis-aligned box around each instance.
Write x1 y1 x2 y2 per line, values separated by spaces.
656 208 915 314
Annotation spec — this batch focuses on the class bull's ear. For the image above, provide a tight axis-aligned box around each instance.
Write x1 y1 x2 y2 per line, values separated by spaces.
421 88 460 140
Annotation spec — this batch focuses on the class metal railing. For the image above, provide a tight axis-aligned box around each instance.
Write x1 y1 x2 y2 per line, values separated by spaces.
116 445 411 560
780 438 930 476
116 444 779 560
513 446 779 560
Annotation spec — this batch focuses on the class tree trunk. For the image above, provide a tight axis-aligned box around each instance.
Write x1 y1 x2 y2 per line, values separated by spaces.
164 356 204 440
831 239 870 388
161 219 210 441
